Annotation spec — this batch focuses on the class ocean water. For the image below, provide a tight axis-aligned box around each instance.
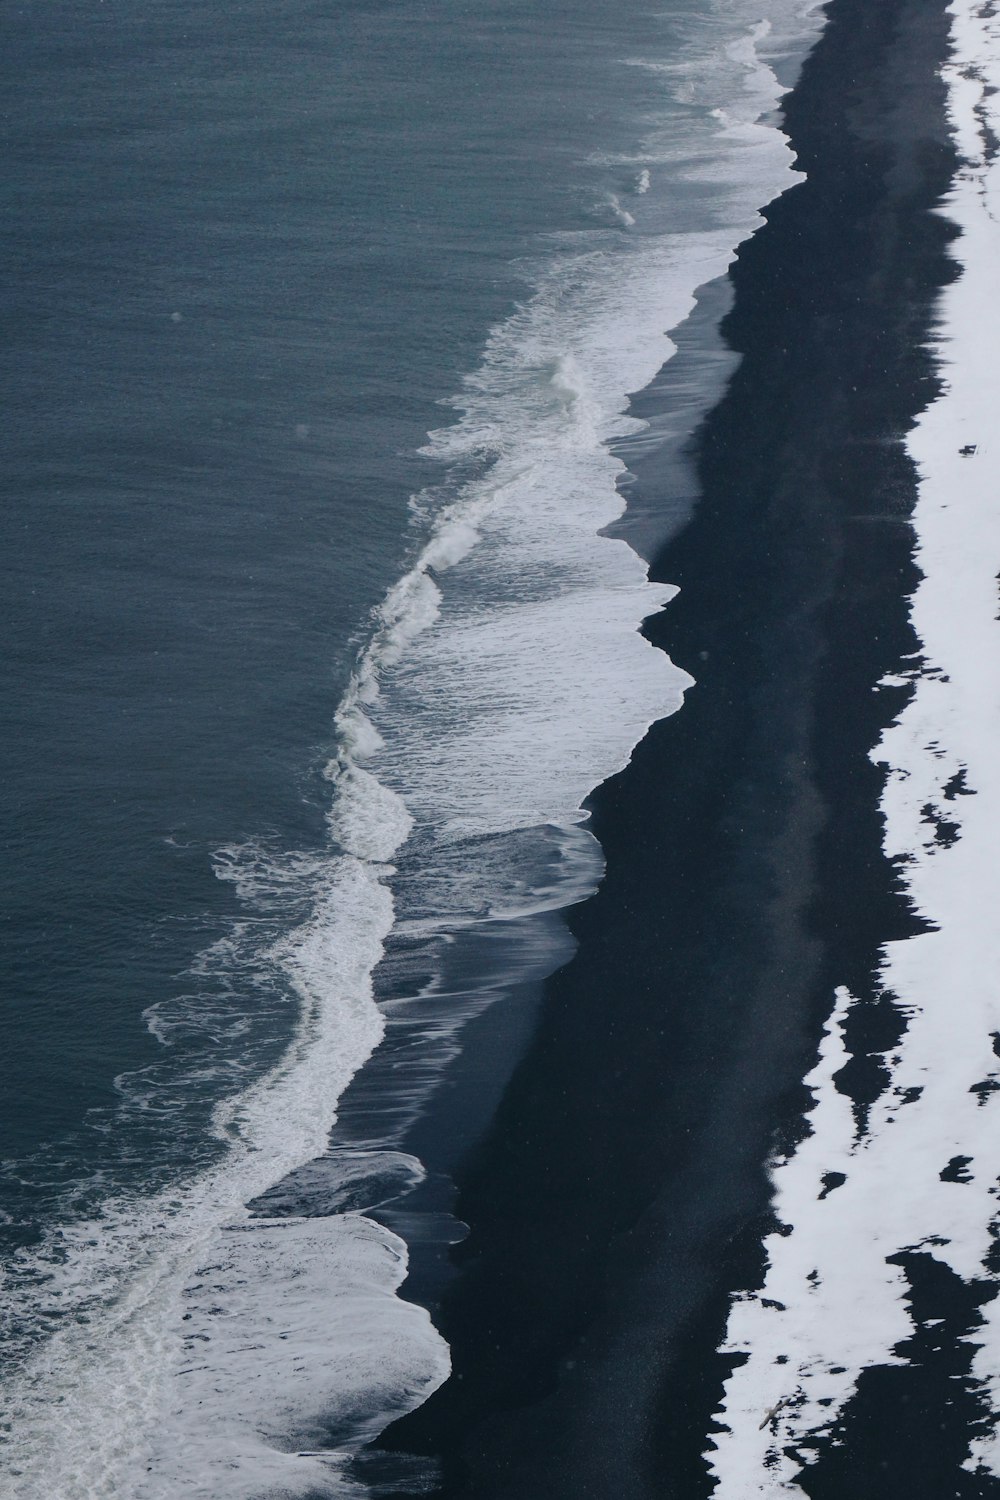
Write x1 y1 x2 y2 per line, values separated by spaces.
1 0 824 1493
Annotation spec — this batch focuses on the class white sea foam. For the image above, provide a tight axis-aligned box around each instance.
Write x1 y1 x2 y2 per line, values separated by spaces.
1 856 451 1499
0 2 828 1492
607 192 637 227
707 4 1000 1489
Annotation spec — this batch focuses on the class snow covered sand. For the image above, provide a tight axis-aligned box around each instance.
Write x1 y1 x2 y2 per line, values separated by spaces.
708 1 1000 1489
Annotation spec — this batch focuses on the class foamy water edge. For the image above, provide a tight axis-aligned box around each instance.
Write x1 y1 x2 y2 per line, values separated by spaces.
0 8 828 1495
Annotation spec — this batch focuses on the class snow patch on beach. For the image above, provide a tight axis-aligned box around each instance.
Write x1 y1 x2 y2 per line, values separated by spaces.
707 3 1000 1488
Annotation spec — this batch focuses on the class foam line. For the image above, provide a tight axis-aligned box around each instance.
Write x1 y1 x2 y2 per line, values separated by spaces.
0 3 828 1490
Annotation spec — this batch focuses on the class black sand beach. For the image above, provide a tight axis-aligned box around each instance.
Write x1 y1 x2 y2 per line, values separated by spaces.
356 0 970 1493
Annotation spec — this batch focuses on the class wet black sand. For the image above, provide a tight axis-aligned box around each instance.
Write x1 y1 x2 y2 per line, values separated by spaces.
356 0 969 1493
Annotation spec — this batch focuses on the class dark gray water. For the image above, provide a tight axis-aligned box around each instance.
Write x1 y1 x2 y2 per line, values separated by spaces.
0 0 825 1492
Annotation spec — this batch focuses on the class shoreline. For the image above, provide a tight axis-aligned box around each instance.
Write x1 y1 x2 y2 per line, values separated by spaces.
359 0 962 1492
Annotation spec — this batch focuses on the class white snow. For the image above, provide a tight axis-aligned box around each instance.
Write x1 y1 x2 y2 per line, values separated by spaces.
707 2 1000 1489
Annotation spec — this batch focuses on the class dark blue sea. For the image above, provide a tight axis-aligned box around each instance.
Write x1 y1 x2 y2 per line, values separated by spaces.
1 0 824 1492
